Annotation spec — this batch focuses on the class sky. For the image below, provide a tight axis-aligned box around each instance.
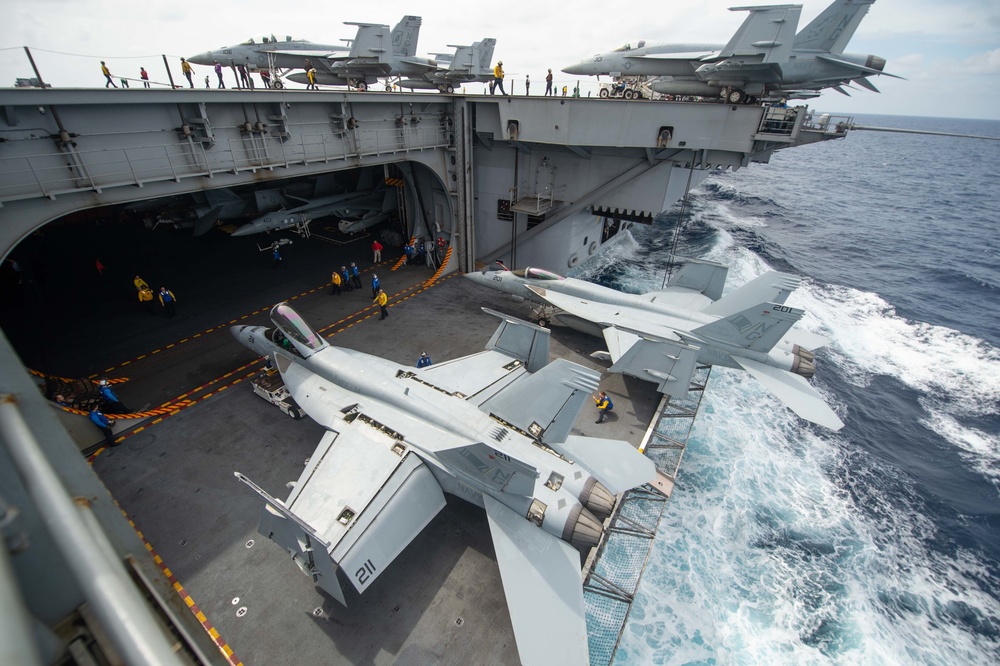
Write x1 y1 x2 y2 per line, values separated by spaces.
2 0 998 120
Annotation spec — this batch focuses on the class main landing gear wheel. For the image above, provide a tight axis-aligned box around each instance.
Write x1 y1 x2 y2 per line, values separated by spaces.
537 318 549 328
599 88 610 99
726 88 746 104
445 83 455 94
272 80 284 90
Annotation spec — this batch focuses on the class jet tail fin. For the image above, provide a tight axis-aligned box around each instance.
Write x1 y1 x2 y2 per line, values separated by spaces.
688 302 804 354
664 256 729 301
719 5 802 63
482 307 551 372
794 0 875 54
391 15 422 57
467 38 497 75
701 271 802 317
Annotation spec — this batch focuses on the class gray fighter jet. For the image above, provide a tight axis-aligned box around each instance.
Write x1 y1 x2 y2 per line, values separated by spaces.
562 0 899 103
232 303 656 665
395 38 497 93
465 261 844 430
231 188 391 237
187 34 349 85
285 16 435 90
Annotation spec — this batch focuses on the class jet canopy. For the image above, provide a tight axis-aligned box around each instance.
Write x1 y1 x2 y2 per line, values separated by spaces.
514 267 566 281
613 41 645 52
270 302 328 356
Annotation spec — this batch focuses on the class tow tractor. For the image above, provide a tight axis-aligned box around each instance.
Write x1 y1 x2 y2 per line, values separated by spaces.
598 77 647 100
250 366 304 419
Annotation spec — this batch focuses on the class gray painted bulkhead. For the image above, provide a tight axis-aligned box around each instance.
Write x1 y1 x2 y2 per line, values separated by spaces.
0 89 791 272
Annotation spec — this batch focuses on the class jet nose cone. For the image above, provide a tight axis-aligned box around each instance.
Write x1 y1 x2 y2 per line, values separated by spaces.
561 62 588 75
231 325 246 341
230 223 257 237
187 52 214 66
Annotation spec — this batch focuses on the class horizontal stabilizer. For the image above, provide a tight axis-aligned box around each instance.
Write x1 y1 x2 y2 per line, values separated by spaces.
478 357 599 445
436 442 538 496
702 271 802 316
484 495 589 666
734 356 844 430
553 436 655 495
606 332 699 397
482 308 550 372
815 53 905 79
690 302 804 353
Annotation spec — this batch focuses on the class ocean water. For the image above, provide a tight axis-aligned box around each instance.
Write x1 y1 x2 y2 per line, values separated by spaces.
575 115 1000 665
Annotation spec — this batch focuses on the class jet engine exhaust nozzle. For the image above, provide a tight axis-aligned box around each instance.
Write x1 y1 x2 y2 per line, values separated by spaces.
563 505 604 549
579 478 615 520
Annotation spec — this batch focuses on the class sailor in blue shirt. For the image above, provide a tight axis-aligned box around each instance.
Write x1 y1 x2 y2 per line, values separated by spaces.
416 352 432 368
350 262 362 289
341 266 353 291
99 379 130 413
89 407 117 447
371 273 381 298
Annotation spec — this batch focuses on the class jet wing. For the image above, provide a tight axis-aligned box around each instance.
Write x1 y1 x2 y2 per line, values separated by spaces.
247 424 447 602
733 356 844 430
483 495 589 666
815 54 905 79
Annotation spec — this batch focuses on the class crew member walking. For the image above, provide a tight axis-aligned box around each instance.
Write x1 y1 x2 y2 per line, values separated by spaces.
371 273 380 298
181 58 194 88
371 239 383 263
330 269 342 295
350 262 362 289
101 61 117 88
214 61 225 88
373 288 389 320
525 74 530 95
491 60 507 96
545 68 553 96
158 286 177 318
341 266 353 291
140 67 150 88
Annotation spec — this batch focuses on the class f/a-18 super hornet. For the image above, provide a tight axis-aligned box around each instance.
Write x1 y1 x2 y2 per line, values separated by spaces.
562 0 899 103
465 260 844 430
231 303 656 665
231 185 394 237
285 16 432 90
394 38 497 93
187 34 350 87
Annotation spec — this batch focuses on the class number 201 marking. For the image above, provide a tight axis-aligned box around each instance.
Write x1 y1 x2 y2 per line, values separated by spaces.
770 305 793 313
356 559 377 585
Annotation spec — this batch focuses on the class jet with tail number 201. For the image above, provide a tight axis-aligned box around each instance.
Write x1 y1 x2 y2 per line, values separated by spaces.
231 303 657 665
465 260 843 430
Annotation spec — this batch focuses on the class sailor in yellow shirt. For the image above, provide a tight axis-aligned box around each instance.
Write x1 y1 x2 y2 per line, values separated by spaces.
101 61 117 88
330 270 342 296
373 288 389 320
491 60 507 96
180 57 194 88
133 275 149 292
593 391 613 423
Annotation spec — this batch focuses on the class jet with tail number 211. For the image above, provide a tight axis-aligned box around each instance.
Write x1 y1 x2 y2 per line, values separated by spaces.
465 260 843 430
231 303 657 665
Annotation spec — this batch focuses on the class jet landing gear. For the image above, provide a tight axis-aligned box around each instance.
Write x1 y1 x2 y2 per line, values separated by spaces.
724 87 747 104
437 83 455 94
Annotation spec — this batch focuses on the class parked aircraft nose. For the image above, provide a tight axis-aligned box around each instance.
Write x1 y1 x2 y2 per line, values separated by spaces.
186 52 216 66
561 60 595 75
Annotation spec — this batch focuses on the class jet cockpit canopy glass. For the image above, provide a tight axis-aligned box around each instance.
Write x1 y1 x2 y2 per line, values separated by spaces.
518 267 565 281
270 302 327 354
613 40 645 52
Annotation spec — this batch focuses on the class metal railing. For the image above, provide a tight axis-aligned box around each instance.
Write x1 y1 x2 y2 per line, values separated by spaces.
0 125 451 203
